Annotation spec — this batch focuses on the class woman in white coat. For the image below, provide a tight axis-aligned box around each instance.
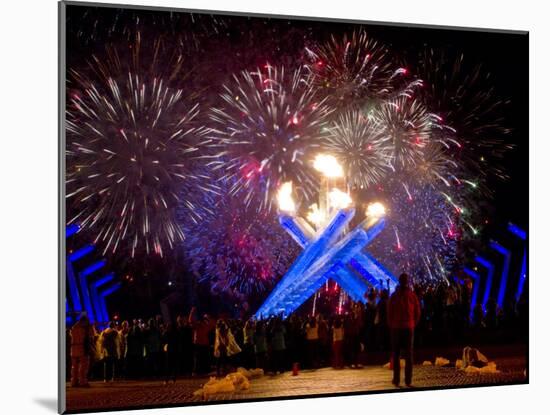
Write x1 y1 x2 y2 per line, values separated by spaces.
214 320 242 376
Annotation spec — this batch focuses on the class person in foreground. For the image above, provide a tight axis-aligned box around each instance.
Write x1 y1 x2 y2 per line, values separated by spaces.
69 314 96 387
388 273 421 387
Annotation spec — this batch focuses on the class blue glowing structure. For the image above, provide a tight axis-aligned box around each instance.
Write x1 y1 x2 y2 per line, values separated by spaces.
78 260 106 323
68 244 95 262
475 256 495 312
66 261 82 313
463 267 481 319
98 282 122 323
516 251 527 301
66 223 80 238
255 209 397 318
66 225 121 325
508 223 526 240
490 240 511 309
508 223 527 301
90 273 115 323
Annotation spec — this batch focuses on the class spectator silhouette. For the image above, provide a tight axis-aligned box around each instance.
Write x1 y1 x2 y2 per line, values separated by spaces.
100 321 120 382
69 314 96 387
387 273 421 387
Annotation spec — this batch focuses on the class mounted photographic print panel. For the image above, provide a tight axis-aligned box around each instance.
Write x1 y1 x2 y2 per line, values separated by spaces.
59 1 528 413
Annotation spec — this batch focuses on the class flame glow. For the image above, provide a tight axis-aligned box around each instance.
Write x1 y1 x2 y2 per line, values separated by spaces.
277 182 296 213
366 202 386 218
328 189 352 209
313 154 344 178
306 203 326 227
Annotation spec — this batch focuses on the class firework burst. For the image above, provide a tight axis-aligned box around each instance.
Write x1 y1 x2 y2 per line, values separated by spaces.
182 180 299 296
67 35 214 257
365 177 460 283
207 64 334 211
410 49 514 186
324 110 392 189
304 30 395 107
300 34 511 285
374 96 436 170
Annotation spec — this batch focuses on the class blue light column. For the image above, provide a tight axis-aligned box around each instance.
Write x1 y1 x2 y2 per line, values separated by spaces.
463 267 481 319
66 223 80 238
516 250 527 302
508 223 526 240
67 244 96 313
349 252 398 291
490 240 511 309
475 256 495 312
66 224 84 314
66 260 82 313
508 223 527 301
90 273 115 323
331 266 370 302
68 244 95 262
279 215 315 247
78 260 106 323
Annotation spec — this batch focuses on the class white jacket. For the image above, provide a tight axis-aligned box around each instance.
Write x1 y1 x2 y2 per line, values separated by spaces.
214 328 242 357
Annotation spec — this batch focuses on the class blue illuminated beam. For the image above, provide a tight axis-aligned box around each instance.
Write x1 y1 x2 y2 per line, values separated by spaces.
90 273 115 323
258 214 392 317
256 209 354 317
331 266 369 302
279 213 394 292
78 260 106 323
490 240 511 309
507 223 527 302
81 259 107 277
279 215 315 247
66 260 82 312
463 267 481 319
66 224 80 238
350 252 398 290
516 250 527 301
508 223 526 240
279 213 377 304
68 244 95 262
475 256 495 312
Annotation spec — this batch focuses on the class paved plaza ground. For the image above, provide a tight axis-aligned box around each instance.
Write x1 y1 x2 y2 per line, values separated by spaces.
66 347 526 413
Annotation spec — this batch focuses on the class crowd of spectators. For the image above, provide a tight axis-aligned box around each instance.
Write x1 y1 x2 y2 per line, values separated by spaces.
67 279 528 386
